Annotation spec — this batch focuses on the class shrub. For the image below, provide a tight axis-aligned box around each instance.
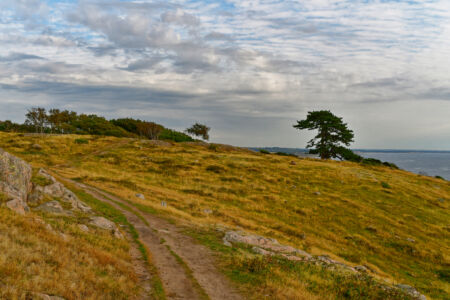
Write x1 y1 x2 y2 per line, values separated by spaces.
206 165 225 174
259 149 270 154
75 138 89 144
435 175 445 180
381 181 391 189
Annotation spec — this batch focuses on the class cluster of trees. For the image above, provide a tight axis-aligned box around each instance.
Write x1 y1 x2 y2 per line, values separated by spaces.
0 108 212 143
1 107 395 168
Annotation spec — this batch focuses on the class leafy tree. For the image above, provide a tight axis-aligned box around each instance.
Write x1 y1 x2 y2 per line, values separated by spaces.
293 110 354 159
136 121 163 140
185 123 210 141
25 107 47 133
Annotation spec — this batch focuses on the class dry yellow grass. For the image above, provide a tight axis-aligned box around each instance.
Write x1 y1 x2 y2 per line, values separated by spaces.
1 132 449 299
0 205 139 299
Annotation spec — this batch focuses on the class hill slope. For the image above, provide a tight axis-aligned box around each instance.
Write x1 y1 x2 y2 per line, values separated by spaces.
0 132 448 299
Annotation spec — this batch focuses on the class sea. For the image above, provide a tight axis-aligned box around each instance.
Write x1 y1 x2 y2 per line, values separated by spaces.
250 147 450 180
356 150 450 180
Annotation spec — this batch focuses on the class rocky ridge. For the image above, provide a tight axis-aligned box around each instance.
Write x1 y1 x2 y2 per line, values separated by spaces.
0 148 122 237
223 230 426 300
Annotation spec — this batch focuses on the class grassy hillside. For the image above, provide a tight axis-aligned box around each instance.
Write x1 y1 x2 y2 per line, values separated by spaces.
0 186 141 299
0 132 449 299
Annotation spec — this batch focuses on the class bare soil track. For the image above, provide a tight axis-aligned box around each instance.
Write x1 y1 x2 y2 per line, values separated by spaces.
67 179 243 300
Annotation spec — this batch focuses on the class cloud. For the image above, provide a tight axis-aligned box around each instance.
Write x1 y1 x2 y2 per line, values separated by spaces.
0 0 450 149
0 52 44 62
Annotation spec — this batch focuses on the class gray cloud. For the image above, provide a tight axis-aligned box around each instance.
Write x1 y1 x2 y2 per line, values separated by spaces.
0 52 44 62
0 0 449 149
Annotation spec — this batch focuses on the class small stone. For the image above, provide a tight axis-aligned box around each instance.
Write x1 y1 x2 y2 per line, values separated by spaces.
161 201 167 207
135 193 145 200
406 237 415 243
203 209 213 215
290 161 297 165
78 224 89 232
32 144 42 150
314 191 321 196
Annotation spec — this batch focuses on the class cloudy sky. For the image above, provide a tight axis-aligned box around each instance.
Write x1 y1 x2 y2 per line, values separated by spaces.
1 0 449 149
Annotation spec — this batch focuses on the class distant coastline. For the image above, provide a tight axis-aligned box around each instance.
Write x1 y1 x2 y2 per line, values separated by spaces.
248 147 450 180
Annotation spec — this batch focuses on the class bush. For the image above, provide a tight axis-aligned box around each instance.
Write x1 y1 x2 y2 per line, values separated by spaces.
206 165 225 174
381 181 391 189
75 138 89 144
259 149 270 154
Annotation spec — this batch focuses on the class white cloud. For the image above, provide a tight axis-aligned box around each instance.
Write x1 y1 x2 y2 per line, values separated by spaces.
0 0 449 149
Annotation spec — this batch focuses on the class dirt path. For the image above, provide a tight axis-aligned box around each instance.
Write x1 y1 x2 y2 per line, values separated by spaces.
69 180 243 300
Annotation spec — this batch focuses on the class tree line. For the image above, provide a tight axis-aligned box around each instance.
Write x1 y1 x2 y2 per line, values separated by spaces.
1 107 396 168
0 107 210 143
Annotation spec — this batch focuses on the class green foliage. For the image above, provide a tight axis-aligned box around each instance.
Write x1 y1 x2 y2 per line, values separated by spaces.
74 138 89 144
381 181 391 189
259 149 270 154
159 128 194 142
435 175 445 180
294 110 354 159
185 123 210 141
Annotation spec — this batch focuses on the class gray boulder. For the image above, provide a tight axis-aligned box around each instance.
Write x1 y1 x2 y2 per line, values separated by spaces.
0 149 32 214
89 216 123 238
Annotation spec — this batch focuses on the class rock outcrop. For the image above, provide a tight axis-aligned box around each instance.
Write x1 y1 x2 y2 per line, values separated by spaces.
32 169 91 213
223 230 427 300
0 148 32 214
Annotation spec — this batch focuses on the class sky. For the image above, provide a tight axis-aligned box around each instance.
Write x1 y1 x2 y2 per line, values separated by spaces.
0 0 449 150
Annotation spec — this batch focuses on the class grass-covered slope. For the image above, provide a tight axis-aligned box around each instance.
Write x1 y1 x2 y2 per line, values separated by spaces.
0 187 140 299
1 132 449 299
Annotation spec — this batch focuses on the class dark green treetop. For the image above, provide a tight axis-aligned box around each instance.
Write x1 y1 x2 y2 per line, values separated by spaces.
293 110 354 159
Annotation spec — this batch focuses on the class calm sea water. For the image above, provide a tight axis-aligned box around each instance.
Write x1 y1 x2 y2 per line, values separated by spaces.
357 151 450 180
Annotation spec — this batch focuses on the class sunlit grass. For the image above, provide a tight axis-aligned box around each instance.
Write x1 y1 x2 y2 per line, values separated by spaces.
1 132 449 299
